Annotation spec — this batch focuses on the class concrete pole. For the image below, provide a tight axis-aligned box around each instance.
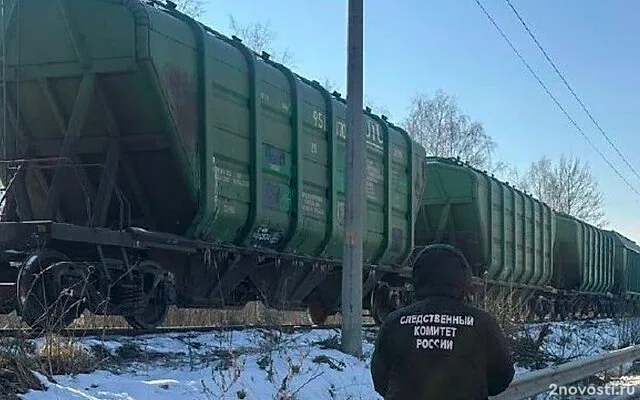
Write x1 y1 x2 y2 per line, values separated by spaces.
341 0 364 357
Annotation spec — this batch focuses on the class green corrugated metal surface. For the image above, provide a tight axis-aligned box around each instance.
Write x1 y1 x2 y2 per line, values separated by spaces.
1 0 199 232
554 214 615 293
610 232 640 295
3 0 426 266
415 157 555 286
162 6 427 265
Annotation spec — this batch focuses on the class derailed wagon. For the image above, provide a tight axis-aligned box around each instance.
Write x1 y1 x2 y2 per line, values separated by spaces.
0 0 426 329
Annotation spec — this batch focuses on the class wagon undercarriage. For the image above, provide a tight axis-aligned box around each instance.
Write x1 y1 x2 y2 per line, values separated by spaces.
0 220 412 330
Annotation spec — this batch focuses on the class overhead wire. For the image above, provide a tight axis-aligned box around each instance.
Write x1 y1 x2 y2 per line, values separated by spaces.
505 0 640 185
472 0 640 200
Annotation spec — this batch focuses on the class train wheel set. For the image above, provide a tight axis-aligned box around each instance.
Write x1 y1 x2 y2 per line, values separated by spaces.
0 221 405 330
0 235 177 331
468 283 640 324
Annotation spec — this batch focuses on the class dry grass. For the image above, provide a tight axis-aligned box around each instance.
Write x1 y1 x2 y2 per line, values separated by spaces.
479 289 554 369
39 335 98 375
0 334 104 399
614 316 640 348
479 289 527 342
0 301 349 330
0 339 45 400
0 300 355 398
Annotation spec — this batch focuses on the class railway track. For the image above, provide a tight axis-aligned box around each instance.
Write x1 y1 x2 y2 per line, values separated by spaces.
0 322 381 339
0 311 628 340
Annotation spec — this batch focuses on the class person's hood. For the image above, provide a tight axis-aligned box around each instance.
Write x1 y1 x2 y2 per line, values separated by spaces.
411 244 472 300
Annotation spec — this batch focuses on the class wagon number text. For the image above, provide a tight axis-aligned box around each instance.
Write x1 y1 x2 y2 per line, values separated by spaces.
313 110 384 147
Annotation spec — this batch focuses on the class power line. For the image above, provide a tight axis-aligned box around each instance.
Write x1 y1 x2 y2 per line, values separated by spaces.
505 0 640 184
472 0 640 200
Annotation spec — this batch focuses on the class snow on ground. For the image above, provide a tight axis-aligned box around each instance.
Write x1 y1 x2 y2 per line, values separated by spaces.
11 317 640 399
23 328 382 400
522 318 622 362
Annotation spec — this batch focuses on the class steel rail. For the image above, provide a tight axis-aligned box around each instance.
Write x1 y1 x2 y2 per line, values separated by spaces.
0 322 380 339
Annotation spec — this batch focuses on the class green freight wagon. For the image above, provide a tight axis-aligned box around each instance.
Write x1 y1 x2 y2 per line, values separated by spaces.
553 213 615 294
0 0 426 329
416 157 555 288
609 231 640 296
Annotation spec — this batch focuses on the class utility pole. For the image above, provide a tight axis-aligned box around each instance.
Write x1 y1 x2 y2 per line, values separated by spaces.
341 0 364 357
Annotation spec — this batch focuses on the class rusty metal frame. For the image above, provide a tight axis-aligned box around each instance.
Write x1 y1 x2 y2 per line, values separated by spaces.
208 255 256 303
40 75 96 222
120 154 154 229
41 74 95 220
2 87 50 221
91 84 120 227
1 157 131 228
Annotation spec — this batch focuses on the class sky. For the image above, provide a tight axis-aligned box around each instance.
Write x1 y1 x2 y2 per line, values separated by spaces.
196 0 640 243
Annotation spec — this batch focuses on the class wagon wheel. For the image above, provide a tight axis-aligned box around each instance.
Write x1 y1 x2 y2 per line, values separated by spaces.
307 296 329 325
17 249 88 330
371 282 394 325
124 261 170 330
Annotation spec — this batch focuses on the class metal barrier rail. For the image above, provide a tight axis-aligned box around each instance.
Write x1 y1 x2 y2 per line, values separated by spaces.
491 344 640 400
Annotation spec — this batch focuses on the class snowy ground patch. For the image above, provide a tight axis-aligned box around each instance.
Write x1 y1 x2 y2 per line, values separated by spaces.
6 317 640 399
516 318 625 366
21 328 382 400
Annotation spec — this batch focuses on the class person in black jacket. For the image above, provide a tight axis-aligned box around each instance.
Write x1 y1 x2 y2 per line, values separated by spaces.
370 244 515 400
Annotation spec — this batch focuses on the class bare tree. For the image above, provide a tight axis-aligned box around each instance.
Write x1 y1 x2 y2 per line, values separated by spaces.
518 154 607 227
173 0 206 18
228 15 296 66
403 90 498 171
492 161 522 185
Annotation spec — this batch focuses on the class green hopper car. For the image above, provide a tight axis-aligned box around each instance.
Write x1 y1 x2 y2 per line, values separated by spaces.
416 157 638 320
0 0 425 329
416 157 555 287
610 232 640 296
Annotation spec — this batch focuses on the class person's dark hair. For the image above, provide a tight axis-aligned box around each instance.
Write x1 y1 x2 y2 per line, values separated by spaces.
411 244 473 299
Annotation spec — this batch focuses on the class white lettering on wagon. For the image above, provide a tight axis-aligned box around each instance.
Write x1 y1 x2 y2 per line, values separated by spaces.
312 108 385 151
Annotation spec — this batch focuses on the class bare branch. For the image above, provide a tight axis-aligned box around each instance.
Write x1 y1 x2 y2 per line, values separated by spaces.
173 0 206 19
365 96 392 119
491 161 522 185
402 90 498 171
518 154 607 227
227 15 296 67
321 78 340 94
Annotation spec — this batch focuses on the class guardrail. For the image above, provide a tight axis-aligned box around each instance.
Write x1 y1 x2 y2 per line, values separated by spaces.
490 344 640 400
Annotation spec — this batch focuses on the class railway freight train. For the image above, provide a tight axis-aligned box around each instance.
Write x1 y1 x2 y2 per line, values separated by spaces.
0 0 638 330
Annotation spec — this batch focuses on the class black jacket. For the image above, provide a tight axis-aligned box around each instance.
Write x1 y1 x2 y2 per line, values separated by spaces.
370 295 515 400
